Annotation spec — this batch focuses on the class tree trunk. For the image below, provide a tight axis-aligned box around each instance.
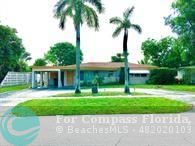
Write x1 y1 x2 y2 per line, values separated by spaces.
123 29 130 94
75 25 81 94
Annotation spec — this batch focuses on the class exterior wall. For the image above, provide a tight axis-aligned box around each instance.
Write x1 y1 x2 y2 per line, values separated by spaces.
81 70 119 85
129 70 150 85
48 72 58 87
130 75 149 84
81 70 149 85
0 72 31 87
65 71 75 86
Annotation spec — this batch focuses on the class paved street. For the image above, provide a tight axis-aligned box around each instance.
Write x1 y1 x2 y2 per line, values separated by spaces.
0 114 195 146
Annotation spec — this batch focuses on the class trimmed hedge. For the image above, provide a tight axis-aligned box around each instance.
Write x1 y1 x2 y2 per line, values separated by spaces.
147 68 177 85
182 67 195 84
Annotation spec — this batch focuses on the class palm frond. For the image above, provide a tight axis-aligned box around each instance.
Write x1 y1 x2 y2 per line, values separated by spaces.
58 6 73 29
110 17 123 25
123 6 135 18
84 0 104 13
54 0 68 17
112 25 123 38
20 52 32 62
83 5 99 30
131 24 142 34
59 13 66 29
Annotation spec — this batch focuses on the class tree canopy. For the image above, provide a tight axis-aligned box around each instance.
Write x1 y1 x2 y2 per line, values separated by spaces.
165 0 195 65
54 0 104 30
0 24 28 81
33 58 47 66
45 42 83 66
111 53 125 62
110 7 142 53
141 37 188 68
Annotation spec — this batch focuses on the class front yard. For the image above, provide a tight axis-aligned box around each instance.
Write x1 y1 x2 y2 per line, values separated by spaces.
0 84 30 93
99 84 195 92
53 91 144 97
13 97 192 116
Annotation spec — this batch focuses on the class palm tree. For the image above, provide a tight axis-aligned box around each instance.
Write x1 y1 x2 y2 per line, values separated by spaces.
110 7 142 93
54 0 104 93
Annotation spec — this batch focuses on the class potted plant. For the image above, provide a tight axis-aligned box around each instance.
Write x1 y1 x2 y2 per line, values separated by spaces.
92 76 99 94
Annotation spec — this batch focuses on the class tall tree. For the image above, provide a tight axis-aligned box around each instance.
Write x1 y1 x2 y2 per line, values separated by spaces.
45 42 83 66
141 37 187 68
110 7 142 93
165 0 195 65
0 24 26 81
54 0 104 93
111 53 125 62
17 51 32 72
33 58 47 66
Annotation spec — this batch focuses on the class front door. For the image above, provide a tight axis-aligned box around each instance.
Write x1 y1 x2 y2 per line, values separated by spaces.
66 71 75 85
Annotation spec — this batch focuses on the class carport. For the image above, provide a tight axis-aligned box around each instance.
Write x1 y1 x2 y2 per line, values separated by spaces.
31 66 75 89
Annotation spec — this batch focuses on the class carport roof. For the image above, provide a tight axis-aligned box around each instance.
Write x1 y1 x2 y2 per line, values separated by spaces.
32 62 157 71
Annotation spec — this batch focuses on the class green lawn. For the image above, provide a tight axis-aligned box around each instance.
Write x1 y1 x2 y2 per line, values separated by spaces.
0 84 30 93
53 91 144 97
13 97 192 116
98 84 195 92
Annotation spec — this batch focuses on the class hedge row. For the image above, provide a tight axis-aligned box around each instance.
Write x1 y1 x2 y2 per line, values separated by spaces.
147 68 177 85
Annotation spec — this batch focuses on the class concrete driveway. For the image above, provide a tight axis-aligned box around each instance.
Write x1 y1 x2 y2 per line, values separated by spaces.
0 88 195 106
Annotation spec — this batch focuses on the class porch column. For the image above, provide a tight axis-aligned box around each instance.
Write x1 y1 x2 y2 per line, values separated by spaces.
64 71 67 86
32 71 37 89
40 72 43 88
58 70 62 88
47 72 50 88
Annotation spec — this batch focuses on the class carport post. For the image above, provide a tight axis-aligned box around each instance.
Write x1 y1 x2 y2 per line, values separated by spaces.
58 70 62 88
32 71 37 89
40 72 43 88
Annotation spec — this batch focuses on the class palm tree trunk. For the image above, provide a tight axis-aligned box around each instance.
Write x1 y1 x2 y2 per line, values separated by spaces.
123 29 130 94
75 24 81 94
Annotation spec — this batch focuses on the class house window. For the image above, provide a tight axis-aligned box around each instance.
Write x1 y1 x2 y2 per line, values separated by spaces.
130 74 134 77
130 73 148 77
141 74 147 77
135 74 141 77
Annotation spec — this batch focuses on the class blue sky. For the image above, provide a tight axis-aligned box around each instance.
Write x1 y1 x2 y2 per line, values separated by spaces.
0 0 175 64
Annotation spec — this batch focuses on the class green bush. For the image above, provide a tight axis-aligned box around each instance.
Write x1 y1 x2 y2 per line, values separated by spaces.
147 68 177 85
182 67 195 84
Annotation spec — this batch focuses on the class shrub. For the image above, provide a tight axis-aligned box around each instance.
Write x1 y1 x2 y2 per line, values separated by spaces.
147 68 177 85
182 67 195 84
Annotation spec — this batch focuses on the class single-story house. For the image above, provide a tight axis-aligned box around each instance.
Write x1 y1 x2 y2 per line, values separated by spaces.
31 62 156 88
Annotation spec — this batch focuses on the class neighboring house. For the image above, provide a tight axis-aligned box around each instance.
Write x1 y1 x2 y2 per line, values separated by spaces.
177 66 195 84
31 62 156 88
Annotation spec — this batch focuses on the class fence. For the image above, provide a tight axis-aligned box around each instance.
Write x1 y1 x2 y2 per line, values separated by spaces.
0 72 32 87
